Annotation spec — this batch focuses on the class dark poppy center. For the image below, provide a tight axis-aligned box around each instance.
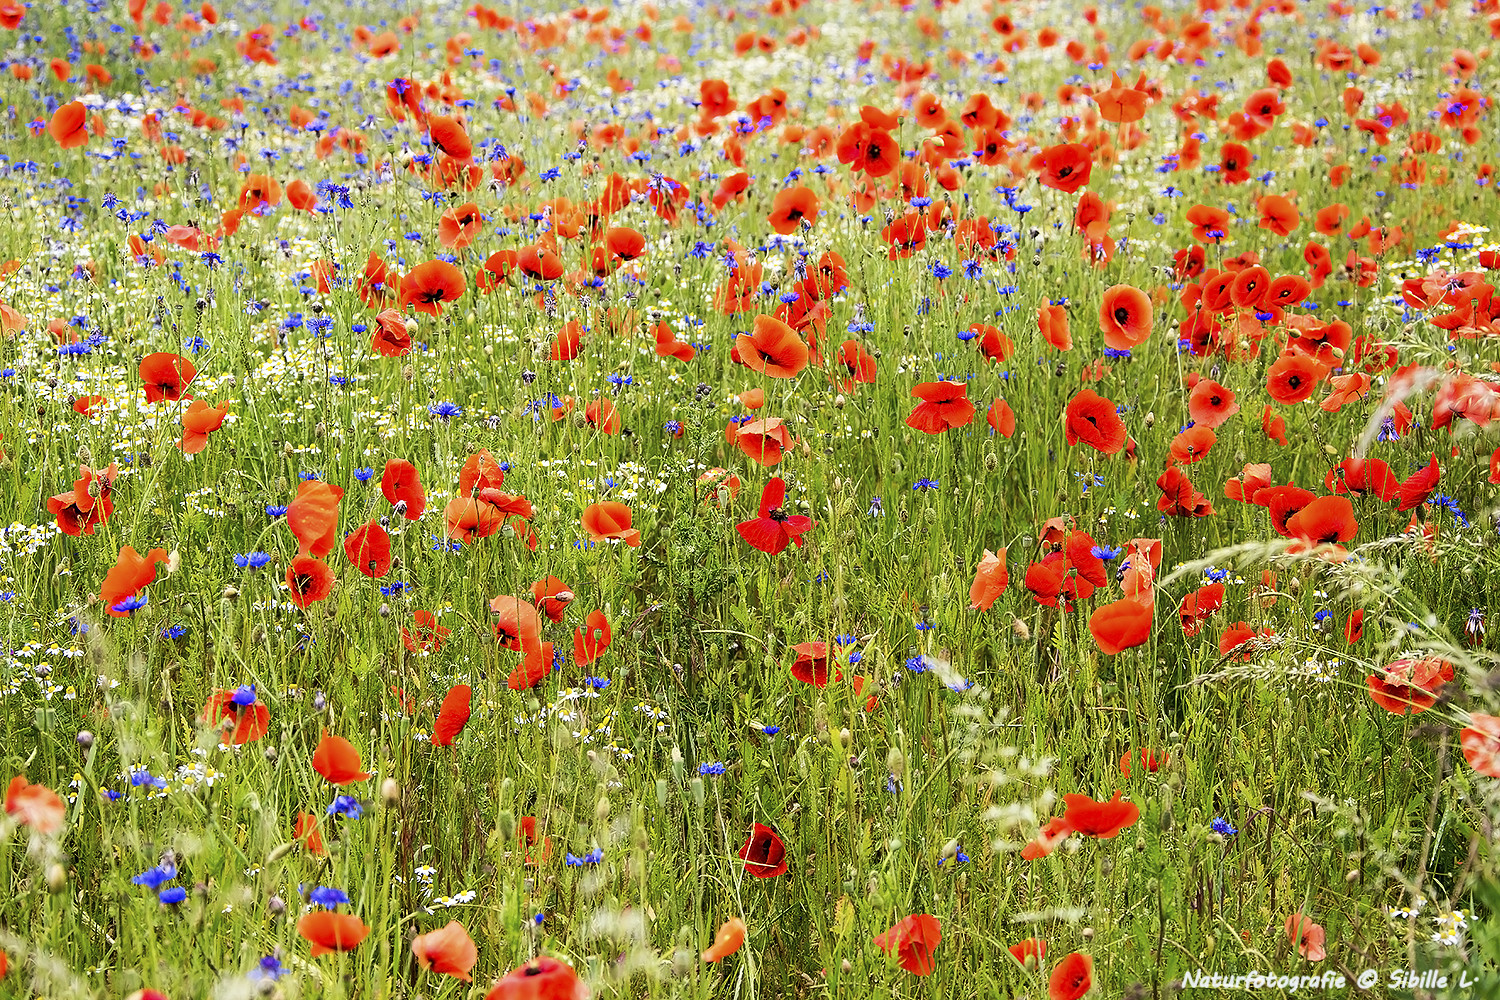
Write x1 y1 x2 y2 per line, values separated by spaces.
768 508 788 523
1057 165 1073 178
1113 306 1130 325
420 289 447 303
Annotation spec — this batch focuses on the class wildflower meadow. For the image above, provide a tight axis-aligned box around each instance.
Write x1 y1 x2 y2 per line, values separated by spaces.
3 0 1500 996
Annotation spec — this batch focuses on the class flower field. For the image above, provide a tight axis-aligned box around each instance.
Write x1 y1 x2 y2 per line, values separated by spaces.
2 0 1500 996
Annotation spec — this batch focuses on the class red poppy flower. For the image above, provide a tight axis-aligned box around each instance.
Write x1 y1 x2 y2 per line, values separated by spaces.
288 479 344 557
294 811 325 855
400 260 466 316
438 202 484 249
485 957 586 1000
286 555 335 607
529 577 573 623
1284 915 1326 962
736 477 815 554
738 823 788 877
1169 425 1216 465
1039 304 1073 351
506 639 555 691
1396 454 1440 512
1367 656 1452 715
312 731 371 784
1178 582 1225 636
100 545 168 617
1062 790 1140 836
1099 284 1152 350
1119 749 1166 777
790 641 833 687
299 912 371 956
573 610 612 667
5 775 65 834
1262 404 1288 446
411 920 478 982
1460 713 1500 778
581 501 641 547
433 685 473 747
1187 379 1237 428
1257 194 1299 237
1186 204 1231 244
49 463 119 536
1062 389 1125 454
381 459 426 519
969 548 1009 610
584 398 620 434
48 101 89 148
1266 352 1326 404
403 610 451 654
489 596 543 651
1089 599 1152 655
1286 496 1358 545
1009 937 1047 970
427 115 473 160
1325 458 1397 501
874 914 942 976
1021 816 1073 860
736 314 809 379
343 522 392 578
179 399 230 454
702 917 747 964
768 185 819 234
200 690 269 745
907 380 975 433
1049 952 1093 1000
238 173 282 210
139 352 197 403
517 245 564 280
729 416 791 466
1036 142 1092 192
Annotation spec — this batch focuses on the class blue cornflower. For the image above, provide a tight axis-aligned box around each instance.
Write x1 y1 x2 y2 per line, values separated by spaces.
606 373 633 386
234 552 271 569
868 496 884 516
111 595 148 614
266 505 288 518
1102 346 1133 359
231 685 257 707
132 862 178 889
429 402 463 419
904 655 929 673
161 625 187 639
698 762 726 776
309 886 350 909
158 887 188 905
327 795 363 819
938 846 970 866
912 478 939 491
663 420 682 435
1211 817 1238 837
761 725 781 736
1091 545 1121 561
353 467 375 482
583 676 609 690
251 955 287 981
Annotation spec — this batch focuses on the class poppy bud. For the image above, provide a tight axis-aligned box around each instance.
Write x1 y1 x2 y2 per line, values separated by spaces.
689 777 704 807
166 550 181 573
269 895 286 916
594 796 611 823
1082 927 1094 941
1012 619 1030 639
835 393 846 408
77 730 93 748
1144 411 1155 429
222 585 239 600
886 747 905 778
1346 870 1359 883
671 746 684 781
46 863 67 892
1204 935 1216 958
655 779 668 809
402 365 414 381
983 452 997 471
496 810 515 842
267 841 296 863
381 777 400 805
379 603 391 618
